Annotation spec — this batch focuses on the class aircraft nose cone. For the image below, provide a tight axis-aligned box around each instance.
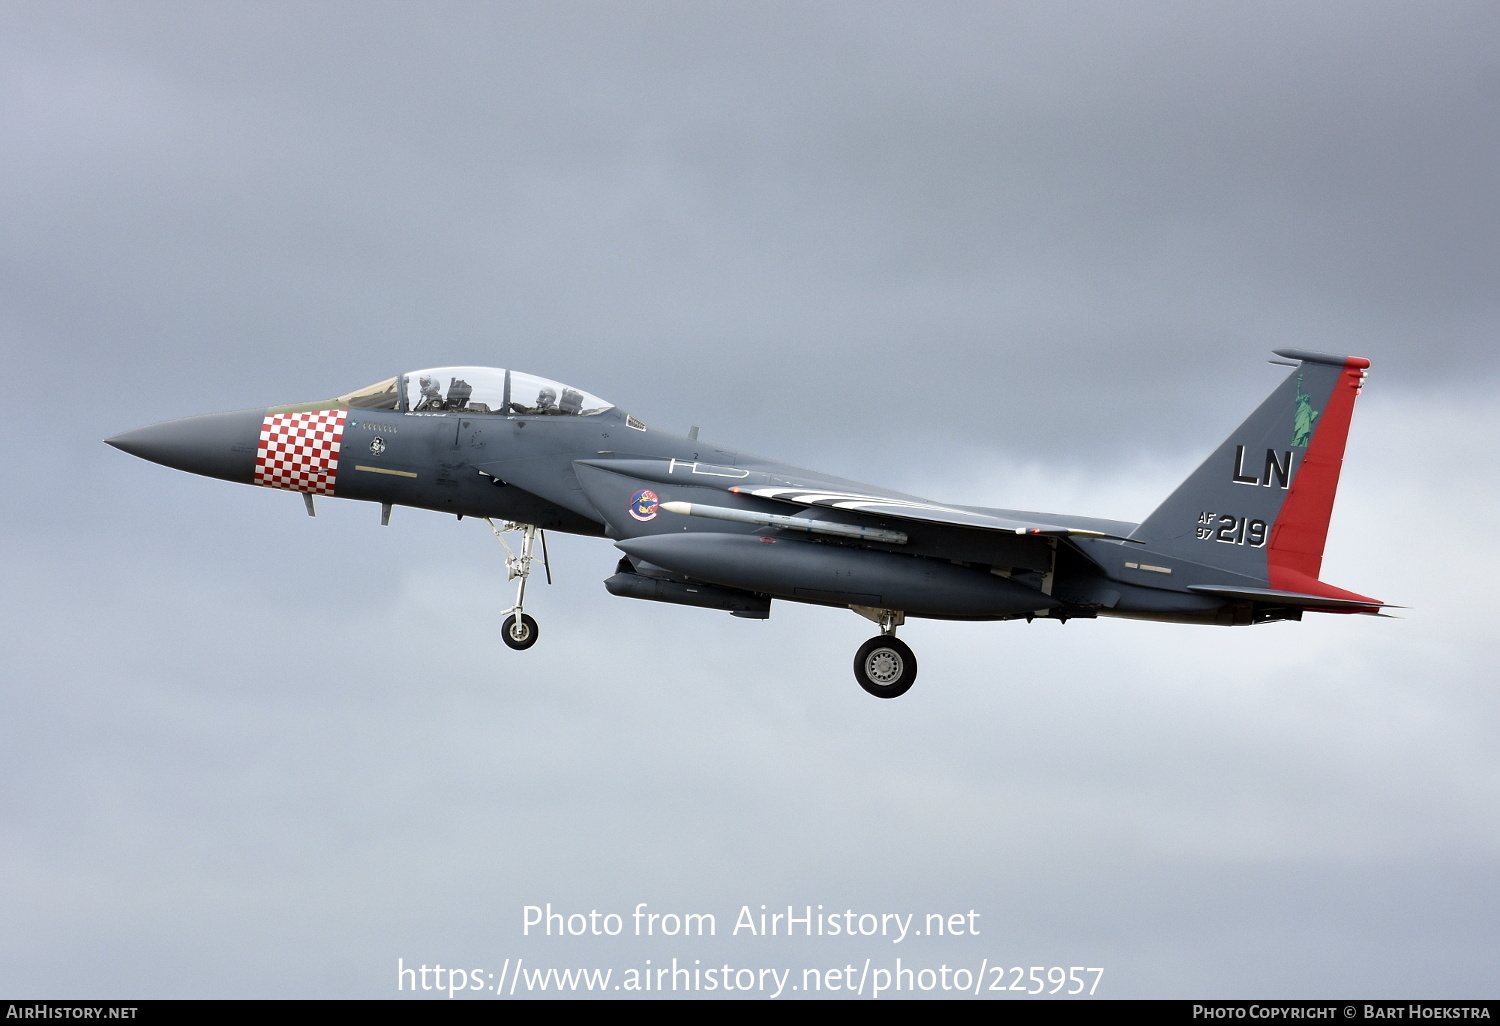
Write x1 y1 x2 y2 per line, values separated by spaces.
106 408 265 483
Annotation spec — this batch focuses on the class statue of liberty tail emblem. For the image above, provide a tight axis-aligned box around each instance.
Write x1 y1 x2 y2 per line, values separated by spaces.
1292 374 1320 447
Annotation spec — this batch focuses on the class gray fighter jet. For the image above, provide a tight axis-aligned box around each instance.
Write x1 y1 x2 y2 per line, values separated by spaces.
107 350 1385 698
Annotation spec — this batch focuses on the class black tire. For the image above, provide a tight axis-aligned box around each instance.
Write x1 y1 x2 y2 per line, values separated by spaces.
501 612 539 651
853 635 916 698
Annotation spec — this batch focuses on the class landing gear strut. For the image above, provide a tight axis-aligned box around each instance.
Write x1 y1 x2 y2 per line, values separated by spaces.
485 519 549 651
852 608 916 698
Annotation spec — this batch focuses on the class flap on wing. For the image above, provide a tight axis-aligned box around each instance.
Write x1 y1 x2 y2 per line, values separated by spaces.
731 486 1136 541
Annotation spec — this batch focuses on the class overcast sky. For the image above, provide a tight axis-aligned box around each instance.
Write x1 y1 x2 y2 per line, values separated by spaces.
2 1 1497 999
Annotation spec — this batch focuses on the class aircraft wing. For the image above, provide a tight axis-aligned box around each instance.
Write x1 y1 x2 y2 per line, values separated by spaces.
730 486 1138 541
572 457 1137 541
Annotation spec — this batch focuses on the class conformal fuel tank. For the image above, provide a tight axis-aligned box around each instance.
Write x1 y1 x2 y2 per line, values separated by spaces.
615 532 1059 617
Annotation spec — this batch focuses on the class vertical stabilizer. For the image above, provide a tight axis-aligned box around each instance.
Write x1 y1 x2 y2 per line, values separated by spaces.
1132 350 1370 588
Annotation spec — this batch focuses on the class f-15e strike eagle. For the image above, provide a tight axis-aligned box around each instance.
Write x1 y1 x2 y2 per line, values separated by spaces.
108 350 1385 698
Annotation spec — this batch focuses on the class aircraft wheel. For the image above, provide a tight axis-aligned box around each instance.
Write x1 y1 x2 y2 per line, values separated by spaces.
853 636 916 698
502 613 539 651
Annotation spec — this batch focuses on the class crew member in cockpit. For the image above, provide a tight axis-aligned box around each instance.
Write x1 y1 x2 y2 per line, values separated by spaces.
416 375 444 411
510 387 556 416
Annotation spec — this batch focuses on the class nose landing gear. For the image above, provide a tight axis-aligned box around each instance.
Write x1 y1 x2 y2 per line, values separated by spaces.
852 608 916 698
501 611 539 651
485 519 550 651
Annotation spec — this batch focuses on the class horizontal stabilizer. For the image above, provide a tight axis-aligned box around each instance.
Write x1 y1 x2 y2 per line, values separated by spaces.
1186 584 1388 612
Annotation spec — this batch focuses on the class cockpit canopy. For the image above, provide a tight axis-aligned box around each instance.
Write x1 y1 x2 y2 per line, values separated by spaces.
336 367 613 417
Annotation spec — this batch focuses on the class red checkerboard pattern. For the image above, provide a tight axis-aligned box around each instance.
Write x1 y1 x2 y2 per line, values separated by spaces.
253 409 348 494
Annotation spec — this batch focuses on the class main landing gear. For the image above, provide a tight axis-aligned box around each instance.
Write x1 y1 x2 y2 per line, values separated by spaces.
852 609 916 699
485 519 550 651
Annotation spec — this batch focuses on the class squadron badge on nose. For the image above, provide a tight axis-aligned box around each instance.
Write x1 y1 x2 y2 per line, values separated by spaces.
629 488 659 522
